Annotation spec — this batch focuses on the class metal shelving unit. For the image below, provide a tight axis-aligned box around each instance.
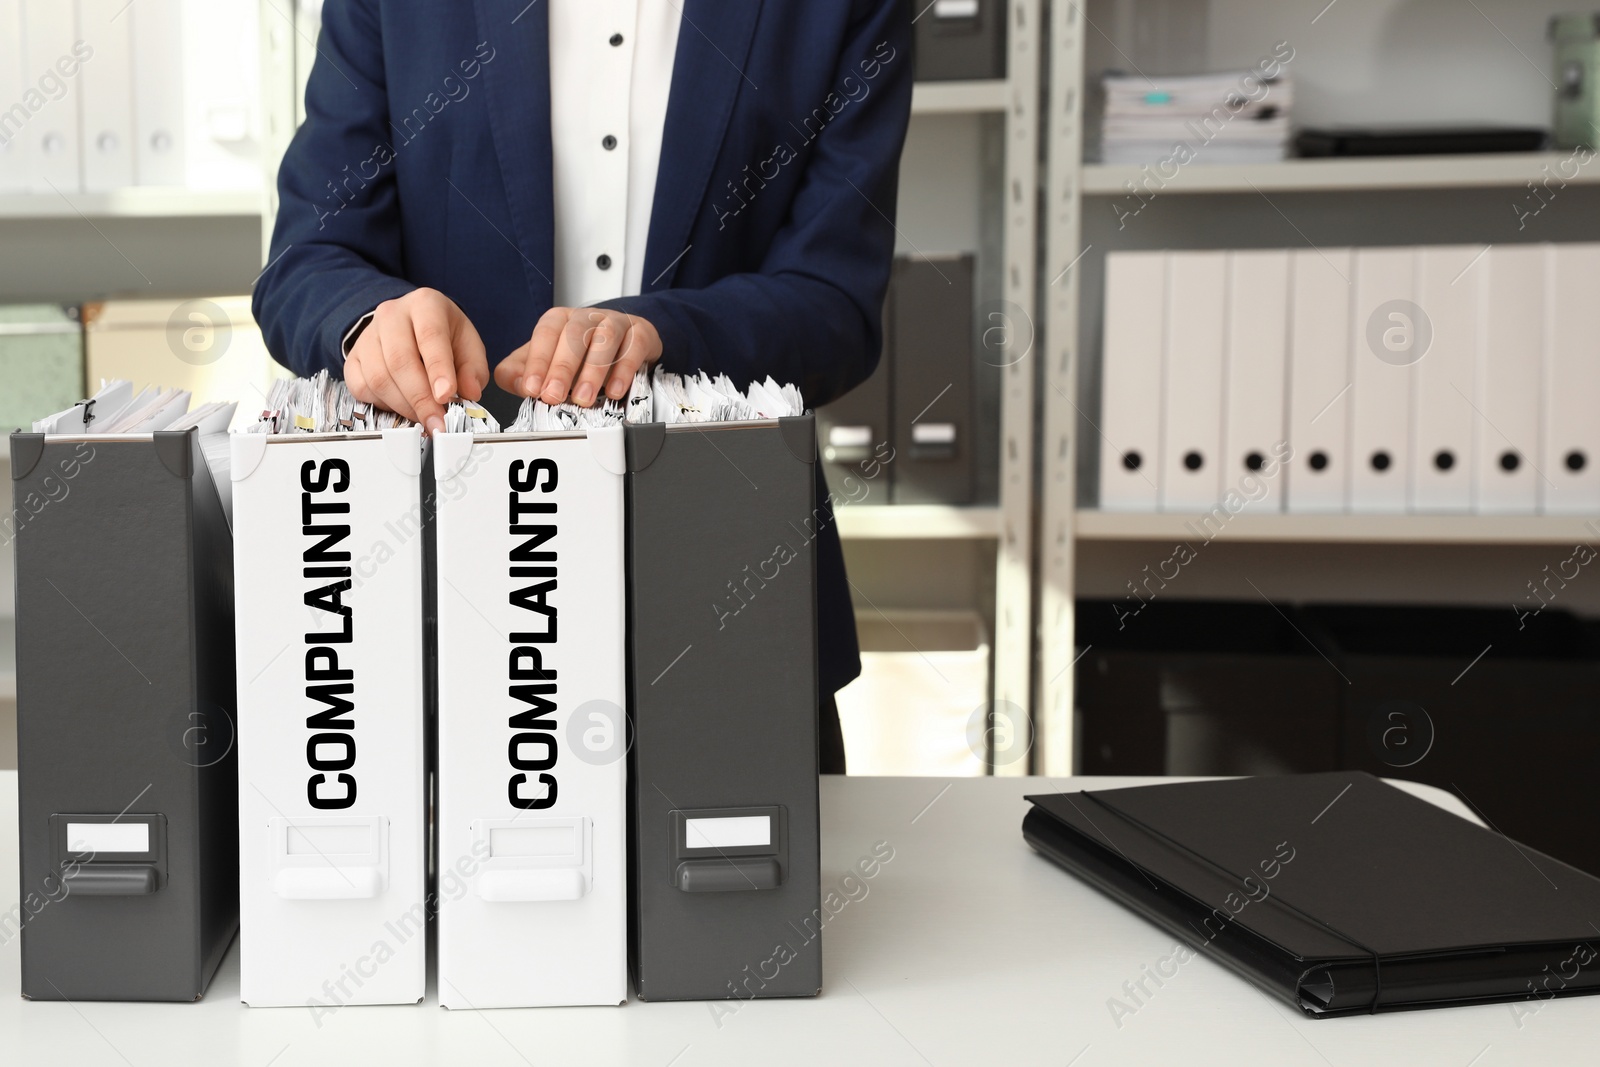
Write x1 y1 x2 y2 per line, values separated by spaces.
837 2 1041 775
0 188 262 220
836 505 1003 540
1075 510 1600 546
1079 151 1600 196
1036 0 1087 777
911 79 1010 115
1036 0 1600 775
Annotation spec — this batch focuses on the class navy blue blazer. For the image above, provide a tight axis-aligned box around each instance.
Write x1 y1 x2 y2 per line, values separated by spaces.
252 0 913 695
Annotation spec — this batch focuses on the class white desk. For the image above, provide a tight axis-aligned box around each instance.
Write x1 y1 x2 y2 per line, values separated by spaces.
3 771 1594 1065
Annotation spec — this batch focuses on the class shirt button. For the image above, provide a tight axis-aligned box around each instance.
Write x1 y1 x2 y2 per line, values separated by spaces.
602 134 617 151
597 254 612 270
609 32 624 46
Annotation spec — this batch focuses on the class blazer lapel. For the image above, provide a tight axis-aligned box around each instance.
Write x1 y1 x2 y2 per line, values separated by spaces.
470 0 556 307
641 0 765 292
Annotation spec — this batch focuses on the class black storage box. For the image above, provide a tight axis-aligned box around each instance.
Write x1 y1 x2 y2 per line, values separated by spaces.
1303 604 1600 877
1075 599 1344 777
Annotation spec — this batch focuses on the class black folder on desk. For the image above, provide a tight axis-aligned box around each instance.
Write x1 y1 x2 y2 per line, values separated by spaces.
1024 772 1600 1017
624 417 822 1001
11 429 238 1001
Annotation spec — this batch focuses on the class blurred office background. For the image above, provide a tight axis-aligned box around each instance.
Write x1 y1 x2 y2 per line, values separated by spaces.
4 0 1600 873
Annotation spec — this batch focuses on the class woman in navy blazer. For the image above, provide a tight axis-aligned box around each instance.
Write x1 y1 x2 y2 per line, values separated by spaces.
253 0 915 771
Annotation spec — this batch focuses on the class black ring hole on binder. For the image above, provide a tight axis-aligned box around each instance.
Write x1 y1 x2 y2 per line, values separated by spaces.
1370 451 1391 472
1434 450 1455 472
1308 451 1329 472
1500 451 1520 472
1244 452 1264 472
1183 451 1203 472
1567 450 1587 472
1122 450 1142 471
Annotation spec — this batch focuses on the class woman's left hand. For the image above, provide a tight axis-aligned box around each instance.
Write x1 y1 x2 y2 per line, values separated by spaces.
494 306 662 407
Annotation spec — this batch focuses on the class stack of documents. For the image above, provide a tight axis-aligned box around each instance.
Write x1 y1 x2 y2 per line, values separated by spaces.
498 367 804 432
244 369 413 434
33 377 236 436
1098 71 1293 165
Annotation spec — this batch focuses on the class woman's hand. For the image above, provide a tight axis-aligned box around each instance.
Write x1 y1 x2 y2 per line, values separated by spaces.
344 288 490 434
494 307 662 407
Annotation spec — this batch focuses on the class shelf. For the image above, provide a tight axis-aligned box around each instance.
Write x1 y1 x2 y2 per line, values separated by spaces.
0 187 263 219
1075 510 1600 546
837 504 1002 540
1080 152 1594 196
911 79 1009 115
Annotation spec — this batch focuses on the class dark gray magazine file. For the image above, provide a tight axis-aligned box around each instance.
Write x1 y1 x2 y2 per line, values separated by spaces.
816 334 891 504
913 0 1007 81
624 417 822 1001
11 429 238 1001
891 254 976 504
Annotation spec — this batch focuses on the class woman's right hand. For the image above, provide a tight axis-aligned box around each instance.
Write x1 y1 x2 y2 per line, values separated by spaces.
343 288 490 434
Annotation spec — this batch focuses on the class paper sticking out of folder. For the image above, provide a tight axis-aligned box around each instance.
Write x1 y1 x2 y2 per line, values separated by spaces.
650 368 804 423
500 367 648 432
482 367 805 434
27 378 241 524
31 377 239 437
244 369 415 435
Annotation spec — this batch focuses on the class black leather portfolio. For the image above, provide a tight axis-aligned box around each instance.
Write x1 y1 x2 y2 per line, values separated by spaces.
1024 772 1600 1016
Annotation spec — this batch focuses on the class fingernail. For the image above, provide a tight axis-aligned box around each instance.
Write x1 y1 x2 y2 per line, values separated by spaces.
608 380 626 399
524 374 543 396
543 380 566 402
575 382 595 406
426 415 445 437
433 377 450 401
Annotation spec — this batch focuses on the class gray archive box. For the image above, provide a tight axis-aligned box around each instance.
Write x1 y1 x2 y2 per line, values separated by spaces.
890 254 976 505
624 417 822 1001
817 330 891 504
914 0 1008 81
11 429 238 1001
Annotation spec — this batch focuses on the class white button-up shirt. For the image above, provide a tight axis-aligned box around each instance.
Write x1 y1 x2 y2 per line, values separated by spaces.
548 0 682 308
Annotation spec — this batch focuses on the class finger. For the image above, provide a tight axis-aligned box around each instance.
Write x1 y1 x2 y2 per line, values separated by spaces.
493 342 530 395
572 313 625 407
372 315 433 427
519 307 569 397
360 340 411 422
344 350 374 404
541 310 597 404
451 312 489 401
603 321 651 400
412 298 459 406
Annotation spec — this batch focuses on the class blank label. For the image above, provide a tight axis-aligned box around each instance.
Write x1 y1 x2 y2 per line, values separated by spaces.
490 824 580 860
68 822 149 854
685 816 771 849
285 823 372 857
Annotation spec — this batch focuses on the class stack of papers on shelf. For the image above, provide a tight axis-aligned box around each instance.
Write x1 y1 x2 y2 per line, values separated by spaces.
1098 71 1293 166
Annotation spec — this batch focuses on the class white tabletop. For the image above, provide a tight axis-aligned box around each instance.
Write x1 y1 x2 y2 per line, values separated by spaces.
2 771 1594 1065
